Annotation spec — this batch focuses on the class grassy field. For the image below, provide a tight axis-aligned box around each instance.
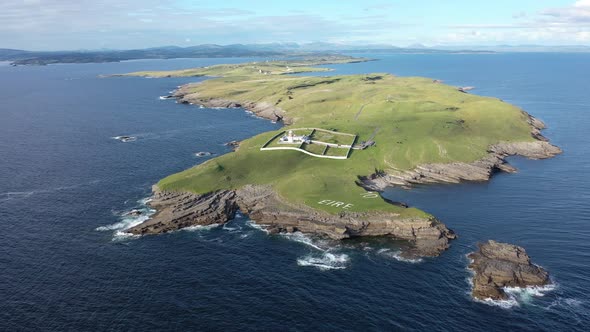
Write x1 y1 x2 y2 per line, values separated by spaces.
133 61 535 216
310 129 355 145
301 143 325 155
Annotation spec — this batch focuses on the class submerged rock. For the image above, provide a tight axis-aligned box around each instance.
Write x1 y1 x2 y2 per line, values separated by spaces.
468 240 550 300
195 151 212 157
127 185 455 258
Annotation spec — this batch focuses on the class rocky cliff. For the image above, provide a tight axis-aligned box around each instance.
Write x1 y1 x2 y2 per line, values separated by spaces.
128 185 456 258
359 114 561 190
174 84 290 124
468 240 550 300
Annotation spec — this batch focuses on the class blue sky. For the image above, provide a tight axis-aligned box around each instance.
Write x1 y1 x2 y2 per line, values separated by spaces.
1 0 589 50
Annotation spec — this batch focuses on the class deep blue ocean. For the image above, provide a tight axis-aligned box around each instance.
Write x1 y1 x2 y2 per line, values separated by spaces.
1 54 589 331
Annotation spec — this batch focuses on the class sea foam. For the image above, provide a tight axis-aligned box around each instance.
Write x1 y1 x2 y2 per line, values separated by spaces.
245 220 269 233
297 253 350 271
377 248 423 264
466 262 557 309
96 198 155 241
182 224 221 232
281 232 326 251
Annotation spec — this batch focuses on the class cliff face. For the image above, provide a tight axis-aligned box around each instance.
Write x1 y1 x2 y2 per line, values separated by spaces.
174 85 290 124
127 187 238 235
359 114 562 190
128 185 456 258
468 240 550 300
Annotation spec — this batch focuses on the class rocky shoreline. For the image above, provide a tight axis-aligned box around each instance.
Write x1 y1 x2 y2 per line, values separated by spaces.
468 240 551 300
128 185 456 258
174 84 290 124
359 114 561 190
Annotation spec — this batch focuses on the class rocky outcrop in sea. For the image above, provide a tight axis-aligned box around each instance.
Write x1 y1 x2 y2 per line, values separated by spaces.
468 240 550 300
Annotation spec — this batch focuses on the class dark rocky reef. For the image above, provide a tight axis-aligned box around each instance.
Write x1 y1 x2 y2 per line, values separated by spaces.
468 240 550 300
127 185 456 258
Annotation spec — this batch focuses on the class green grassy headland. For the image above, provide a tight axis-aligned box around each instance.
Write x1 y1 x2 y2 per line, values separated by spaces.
122 57 535 217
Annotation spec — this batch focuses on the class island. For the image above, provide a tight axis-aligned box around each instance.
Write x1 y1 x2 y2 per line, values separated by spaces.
112 56 561 258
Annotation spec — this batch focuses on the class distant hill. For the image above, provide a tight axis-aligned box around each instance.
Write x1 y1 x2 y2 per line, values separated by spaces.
1 43 493 66
1 45 287 66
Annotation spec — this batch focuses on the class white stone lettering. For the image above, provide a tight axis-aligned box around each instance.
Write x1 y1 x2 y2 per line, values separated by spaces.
361 192 379 199
318 199 354 210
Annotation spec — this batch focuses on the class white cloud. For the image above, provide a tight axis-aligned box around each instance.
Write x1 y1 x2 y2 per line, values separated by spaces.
441 1 590 45
540 0 590 24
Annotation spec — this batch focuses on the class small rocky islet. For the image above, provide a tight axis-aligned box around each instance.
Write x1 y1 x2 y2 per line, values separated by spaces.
468 240 551 301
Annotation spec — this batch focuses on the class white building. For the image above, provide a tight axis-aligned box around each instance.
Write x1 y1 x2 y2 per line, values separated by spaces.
280 130 310 144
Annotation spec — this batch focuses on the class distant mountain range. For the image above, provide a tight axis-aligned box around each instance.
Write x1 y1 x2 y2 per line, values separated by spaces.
1 43 588 66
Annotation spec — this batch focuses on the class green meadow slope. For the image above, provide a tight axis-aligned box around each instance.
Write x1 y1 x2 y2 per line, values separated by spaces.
124 60 536 217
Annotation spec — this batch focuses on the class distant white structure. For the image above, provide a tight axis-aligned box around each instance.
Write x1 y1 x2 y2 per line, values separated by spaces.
280 130 310 144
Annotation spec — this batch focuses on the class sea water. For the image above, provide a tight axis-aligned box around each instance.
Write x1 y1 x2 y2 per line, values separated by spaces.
1 54 589 331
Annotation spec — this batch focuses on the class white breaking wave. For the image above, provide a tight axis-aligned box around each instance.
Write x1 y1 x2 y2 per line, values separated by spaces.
112 230 141 241
182 224 221 232
504 284 557 304
95 213 151 232
281 232 326 251
222 223 241 232
245 220 269 233
297 253 350 271
475 297 520 309
245 223 349 270
96 205 155 232
377 248 423 264
466 262 557 309
96 198 155 241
